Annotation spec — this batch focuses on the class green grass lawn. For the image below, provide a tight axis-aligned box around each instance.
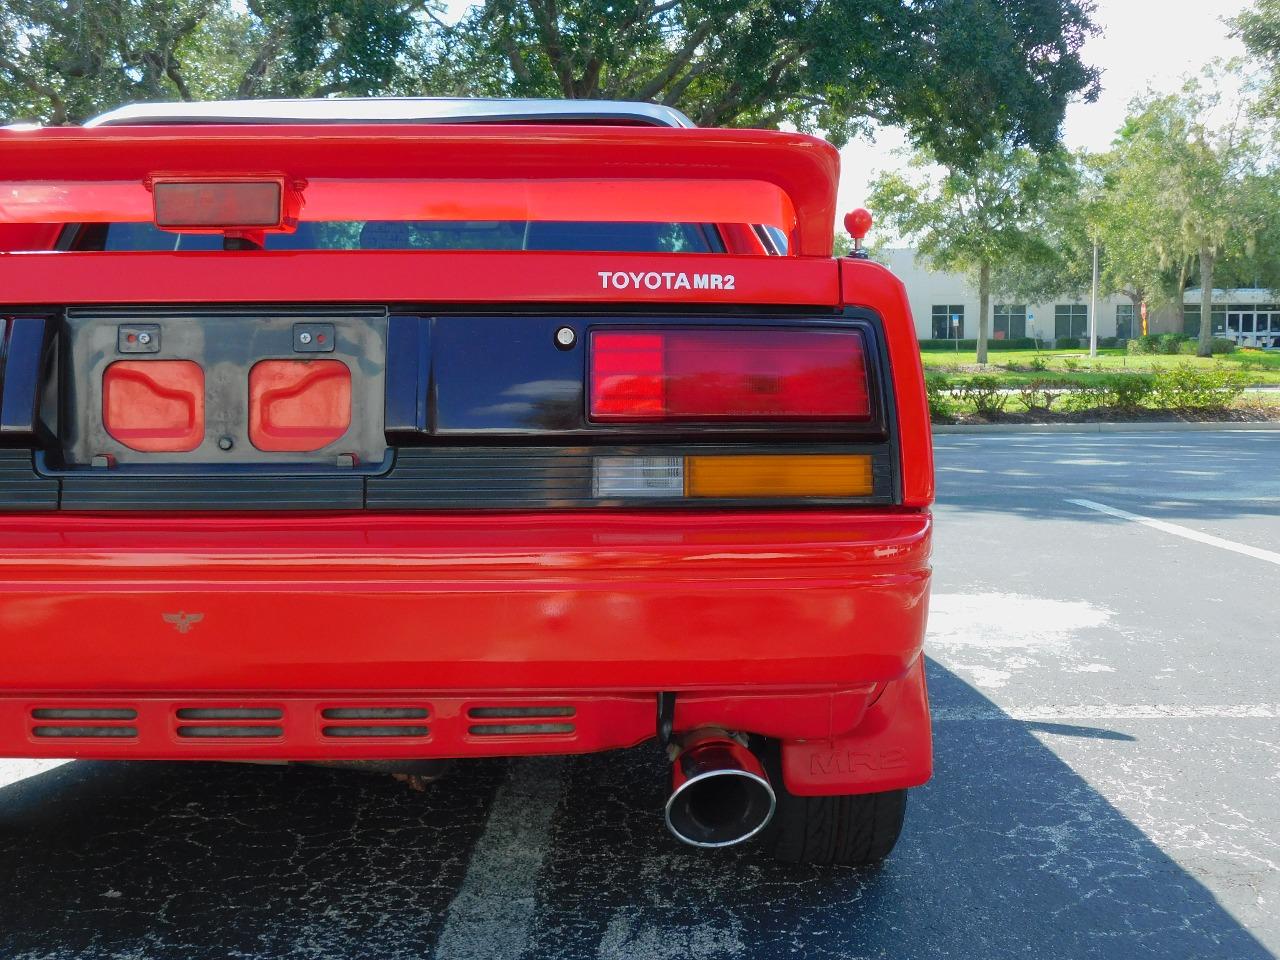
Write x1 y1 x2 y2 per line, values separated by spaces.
919 347 1280 386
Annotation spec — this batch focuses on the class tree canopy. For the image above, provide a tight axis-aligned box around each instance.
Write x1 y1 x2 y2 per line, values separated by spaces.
1 0 1100 166
868 144 1074 361
1103 73 1273 353
1234 0 1280 114
881 60 1279 360
0 0 432 124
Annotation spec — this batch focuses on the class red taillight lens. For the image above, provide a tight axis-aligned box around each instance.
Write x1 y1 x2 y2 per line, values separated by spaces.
152 179 283 230
590 329 872 421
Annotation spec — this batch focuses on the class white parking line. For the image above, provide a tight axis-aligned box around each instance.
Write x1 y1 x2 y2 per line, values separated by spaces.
1067 498 1280 566
434 757 566 960
0 758 71 790
934 704 1280 721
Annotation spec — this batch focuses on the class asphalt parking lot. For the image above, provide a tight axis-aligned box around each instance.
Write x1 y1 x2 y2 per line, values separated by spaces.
1 429 1277 959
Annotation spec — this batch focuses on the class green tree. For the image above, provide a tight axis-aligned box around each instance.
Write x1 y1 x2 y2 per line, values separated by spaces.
2 0 1100 170
1234 0 1280 114
1110 71 1271 355
0 0 434 124
869 145 1071 363
1004 148 1188 332
432 0 1100 162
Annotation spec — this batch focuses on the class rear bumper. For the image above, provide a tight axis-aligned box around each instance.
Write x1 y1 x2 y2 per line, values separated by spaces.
0 510 931 788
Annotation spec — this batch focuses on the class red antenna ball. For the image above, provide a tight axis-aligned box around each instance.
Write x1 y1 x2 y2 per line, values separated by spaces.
844 208 873 241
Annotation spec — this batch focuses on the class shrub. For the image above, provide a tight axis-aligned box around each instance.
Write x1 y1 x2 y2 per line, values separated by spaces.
1061 384 1110 412
1062 357 1080 372
1152 363 1246 410
957 375 1008 416
1211 337 1236 355
1176 338 1237 356
994 337 1038 350
1158 333 1188 354
1028 355 1049 372
1016 379 1060 412
1054 336 1081 349
925 374 953 419
1128 334 1161 355
917 337 1038 352
1105 375 1156 409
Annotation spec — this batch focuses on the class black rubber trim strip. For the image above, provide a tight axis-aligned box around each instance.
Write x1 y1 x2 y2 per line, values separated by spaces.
4 443 892 511
0 449 59 510
59 474 363 511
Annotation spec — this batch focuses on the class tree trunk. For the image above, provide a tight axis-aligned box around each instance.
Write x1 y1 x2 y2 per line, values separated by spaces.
1125 289 1143 340
977 260 991 365
1174 259 1189 335
1198 245 1215 357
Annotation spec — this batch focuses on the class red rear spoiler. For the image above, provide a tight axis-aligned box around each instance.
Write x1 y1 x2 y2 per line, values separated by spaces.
0 124 838 257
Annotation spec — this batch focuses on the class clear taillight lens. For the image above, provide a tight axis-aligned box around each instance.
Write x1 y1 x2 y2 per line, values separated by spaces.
589 329 871 421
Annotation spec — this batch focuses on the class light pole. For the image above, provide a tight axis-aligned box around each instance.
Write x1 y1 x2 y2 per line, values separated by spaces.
1089 240 1099 358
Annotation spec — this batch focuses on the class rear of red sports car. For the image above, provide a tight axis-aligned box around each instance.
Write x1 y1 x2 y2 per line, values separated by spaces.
0 108 934 864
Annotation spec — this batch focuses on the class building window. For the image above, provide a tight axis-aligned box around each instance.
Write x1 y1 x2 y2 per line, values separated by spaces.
1183 304 1227 337
1054 304 1088 339
931 305 965 340
1115 303 1134 340
994 305 1026 340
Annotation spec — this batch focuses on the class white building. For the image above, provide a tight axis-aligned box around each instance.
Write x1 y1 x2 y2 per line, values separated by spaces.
1182 289 1280 349
881 248 1135 343
882 248 1280 347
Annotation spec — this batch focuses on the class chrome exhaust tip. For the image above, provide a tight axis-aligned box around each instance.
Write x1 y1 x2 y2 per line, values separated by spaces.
664 730 776 848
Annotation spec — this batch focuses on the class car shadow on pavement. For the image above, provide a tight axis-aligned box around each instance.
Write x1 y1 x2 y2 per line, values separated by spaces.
0 659 1271 960
526 658 1273 960
0 756 508 959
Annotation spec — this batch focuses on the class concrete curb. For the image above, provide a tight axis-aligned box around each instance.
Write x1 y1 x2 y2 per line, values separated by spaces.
932 420 1280 435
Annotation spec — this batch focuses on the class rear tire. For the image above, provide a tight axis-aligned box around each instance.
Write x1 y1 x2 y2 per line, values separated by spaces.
761 741 909 866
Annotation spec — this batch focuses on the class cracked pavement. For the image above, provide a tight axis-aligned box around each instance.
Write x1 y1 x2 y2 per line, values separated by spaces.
1 430 1277 958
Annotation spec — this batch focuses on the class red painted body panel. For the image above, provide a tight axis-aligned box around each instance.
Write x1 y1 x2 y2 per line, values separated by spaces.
0 511 929 693
0 178 798 234
0 250 840 306
0 510 931 793
841 257 935 508
0 124 838 256
782 655 932 796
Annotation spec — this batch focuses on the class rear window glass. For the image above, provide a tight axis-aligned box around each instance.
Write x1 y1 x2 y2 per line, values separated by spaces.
78 221 719 253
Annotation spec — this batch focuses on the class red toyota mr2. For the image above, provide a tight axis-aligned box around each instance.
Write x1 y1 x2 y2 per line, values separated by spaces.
0 98 934 865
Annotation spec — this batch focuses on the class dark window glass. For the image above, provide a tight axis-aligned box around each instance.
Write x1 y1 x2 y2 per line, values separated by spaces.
931 305 965 340
1184 305 1228 336
83 221 717 254
994 304 1026 339
1115 303 1134 340
1054 304 1088 338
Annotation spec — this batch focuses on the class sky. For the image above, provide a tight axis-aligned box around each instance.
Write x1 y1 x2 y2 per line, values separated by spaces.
837 0 1253 212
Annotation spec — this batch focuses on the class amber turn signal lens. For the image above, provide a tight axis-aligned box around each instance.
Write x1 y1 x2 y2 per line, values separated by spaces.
685 454 873 498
